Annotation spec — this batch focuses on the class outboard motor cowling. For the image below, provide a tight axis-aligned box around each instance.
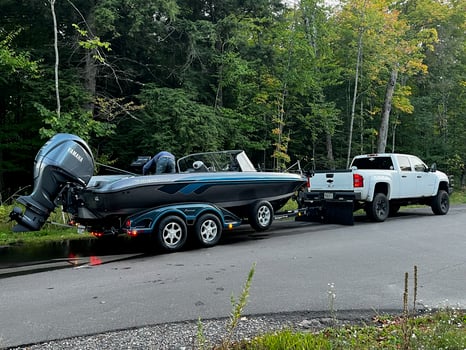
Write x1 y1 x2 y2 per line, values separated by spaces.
9 133 95 232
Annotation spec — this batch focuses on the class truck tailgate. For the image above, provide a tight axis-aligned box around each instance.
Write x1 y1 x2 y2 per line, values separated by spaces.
309 169 354 192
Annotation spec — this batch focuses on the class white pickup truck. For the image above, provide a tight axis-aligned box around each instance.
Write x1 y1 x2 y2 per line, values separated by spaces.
299 153 452 223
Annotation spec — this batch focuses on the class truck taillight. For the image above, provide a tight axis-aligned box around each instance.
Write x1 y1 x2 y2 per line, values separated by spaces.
306 177 311 189
353 173 364 188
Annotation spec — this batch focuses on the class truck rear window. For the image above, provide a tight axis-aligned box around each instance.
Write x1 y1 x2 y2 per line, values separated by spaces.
351 157 394 170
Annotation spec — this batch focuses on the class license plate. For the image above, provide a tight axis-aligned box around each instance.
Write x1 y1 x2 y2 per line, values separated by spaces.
324 192 333 199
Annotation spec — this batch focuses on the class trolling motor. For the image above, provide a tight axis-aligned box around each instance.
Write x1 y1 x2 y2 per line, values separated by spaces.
9 133 95 232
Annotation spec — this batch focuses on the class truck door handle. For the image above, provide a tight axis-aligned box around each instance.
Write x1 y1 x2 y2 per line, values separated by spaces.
417 176 422 178
402 175 407 178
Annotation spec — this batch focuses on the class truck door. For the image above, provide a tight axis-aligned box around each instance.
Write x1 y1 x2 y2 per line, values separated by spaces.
396 155 417 197
409 156 435 196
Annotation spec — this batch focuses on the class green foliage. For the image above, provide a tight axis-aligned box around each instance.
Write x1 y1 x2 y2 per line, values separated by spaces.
0 29 39 79
247 329 332 349
37 103 115 140
0 204 93 245
135 85 225 155
0 228 91 246
223 262 256 347
72 24 111 63
1 0 465 197
236 310 465 350
450 190 466 204
196 263 256 350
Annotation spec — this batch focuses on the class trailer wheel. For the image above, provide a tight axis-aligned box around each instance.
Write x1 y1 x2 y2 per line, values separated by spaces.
195 213 222 248
156 215 187 252
249 201 274 231
431 189 449 215
366 193 389 222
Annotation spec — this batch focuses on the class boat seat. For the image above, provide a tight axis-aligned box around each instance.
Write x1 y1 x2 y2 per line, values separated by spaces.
193 161 209 172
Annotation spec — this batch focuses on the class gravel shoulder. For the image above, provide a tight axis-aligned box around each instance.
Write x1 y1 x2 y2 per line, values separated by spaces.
9 310 397 350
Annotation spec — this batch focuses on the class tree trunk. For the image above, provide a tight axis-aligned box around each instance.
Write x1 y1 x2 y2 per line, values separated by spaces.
377 67 398 153
346 30 363 168
83 10 97 113
214 42 225 110
303 3 335 167
84 49 97 113
326 133 335 170
50 0 60 117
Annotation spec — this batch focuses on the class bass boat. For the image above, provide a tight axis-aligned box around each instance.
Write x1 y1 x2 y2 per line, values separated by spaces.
10 133 307 234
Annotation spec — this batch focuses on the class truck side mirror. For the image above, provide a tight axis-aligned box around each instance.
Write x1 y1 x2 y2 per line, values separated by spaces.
430 163 437 172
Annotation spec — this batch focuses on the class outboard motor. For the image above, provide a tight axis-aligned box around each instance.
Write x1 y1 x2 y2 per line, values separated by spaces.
9 133 95 232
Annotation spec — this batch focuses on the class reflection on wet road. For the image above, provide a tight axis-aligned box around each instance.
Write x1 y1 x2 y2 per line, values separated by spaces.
0 225 258 278
0 237 151 278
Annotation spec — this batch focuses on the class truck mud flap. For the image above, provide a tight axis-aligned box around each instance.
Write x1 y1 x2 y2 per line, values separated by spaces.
297 201 354 225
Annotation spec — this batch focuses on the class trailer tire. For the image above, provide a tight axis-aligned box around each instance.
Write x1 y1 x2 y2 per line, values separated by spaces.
366 193 389 222
195 213 222 248
156 215 188 252
431 189 449 215
249 201 274 231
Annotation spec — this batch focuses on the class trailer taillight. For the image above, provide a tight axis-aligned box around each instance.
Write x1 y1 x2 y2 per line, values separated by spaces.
91 231 104 238
128 229 138 237
353 173 364 188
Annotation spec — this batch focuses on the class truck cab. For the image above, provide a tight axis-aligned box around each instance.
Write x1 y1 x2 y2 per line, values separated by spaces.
301 153 452 224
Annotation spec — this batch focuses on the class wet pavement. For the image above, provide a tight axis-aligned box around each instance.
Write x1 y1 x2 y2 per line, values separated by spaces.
0 228 256 278
0 236 152 278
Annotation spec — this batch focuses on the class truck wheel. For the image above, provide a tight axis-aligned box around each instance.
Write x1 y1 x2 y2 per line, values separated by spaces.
431 189 449 215
156 215 188 252
195 213 222 248
366 193 389 222
249 201 274 231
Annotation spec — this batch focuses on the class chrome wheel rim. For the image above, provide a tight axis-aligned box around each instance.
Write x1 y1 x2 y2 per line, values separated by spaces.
200 219 218 243
257 205 271 227
162 222 183 248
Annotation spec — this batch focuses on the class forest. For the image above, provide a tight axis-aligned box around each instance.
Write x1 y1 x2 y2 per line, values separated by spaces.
0 0 465 199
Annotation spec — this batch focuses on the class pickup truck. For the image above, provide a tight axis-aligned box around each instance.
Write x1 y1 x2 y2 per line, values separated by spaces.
299 153 452 223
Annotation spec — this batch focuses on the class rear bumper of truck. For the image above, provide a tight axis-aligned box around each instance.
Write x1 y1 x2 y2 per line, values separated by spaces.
297 190 357 225
303 190 360 202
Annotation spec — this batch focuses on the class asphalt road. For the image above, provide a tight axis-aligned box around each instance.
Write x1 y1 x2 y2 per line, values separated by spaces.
1 205 465 348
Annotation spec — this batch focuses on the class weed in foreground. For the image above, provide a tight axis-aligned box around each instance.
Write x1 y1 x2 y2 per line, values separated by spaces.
196 317 208 350
196 263 256 350
327 282 337 325
235 265 465 350
220 262 256 349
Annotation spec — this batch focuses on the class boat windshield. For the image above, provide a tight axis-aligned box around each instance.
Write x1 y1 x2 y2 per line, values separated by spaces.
177 150 257 173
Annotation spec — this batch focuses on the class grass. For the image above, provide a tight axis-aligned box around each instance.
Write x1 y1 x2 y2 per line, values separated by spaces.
450 188 466 203
202 265 465 350
236 309 465 350
0 204 93 246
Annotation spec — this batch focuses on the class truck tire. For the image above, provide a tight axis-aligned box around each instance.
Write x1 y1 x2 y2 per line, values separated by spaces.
156 215 188 252
194 213 222 248
249 201 274 231
431 189 449 215
366 193 389 222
